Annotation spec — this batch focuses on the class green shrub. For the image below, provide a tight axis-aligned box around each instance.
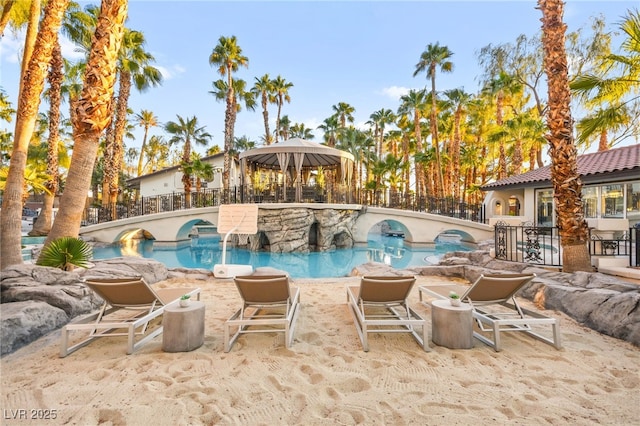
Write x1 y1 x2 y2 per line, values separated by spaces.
36 237 92 271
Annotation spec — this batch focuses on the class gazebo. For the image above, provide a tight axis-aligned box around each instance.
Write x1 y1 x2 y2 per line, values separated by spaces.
238 138 355 203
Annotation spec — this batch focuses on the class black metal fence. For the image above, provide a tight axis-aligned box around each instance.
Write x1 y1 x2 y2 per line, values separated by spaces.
494 222 637 268
81 184 486 226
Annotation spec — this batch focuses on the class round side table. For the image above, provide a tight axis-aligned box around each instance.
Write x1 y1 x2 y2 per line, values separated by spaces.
431 299 474 349
162 301 205 352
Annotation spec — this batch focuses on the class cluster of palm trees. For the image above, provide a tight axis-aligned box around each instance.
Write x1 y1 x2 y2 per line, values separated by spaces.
0 1 638 273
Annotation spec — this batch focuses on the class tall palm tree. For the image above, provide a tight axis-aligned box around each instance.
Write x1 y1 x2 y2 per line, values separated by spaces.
398 89 428 201
318 115 339 147
30 36 64 236
165 115 212 208
335 127 369 202
276 114 292 141
442 88 471 200
135 109 159 176
483 72 523 178
209 35 248 196
103 29 162 207
252 74 275 145
1 0 69 268
367 108 395 159
413 42 454 198
332 102 355 129
539 0 591 272
42 0 129 260
272 75 293 143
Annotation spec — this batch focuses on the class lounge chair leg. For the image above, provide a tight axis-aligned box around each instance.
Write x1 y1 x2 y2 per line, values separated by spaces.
493 323 502 352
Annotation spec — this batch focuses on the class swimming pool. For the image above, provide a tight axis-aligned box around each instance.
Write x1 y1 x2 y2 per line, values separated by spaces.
91 235 473 278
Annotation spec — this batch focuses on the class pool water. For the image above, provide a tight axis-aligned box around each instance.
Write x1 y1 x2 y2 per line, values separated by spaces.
91 235 473 278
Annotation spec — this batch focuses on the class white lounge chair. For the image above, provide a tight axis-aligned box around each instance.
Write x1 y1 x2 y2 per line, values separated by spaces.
60 277 201 357
224 275 301 352
419 273 562 351
347 276 429 352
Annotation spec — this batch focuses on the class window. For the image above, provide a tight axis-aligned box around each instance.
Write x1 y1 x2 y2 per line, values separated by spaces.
626 182 640 225
508 196 520 216
536 190 554 226
582 186 598 218
601 184 624 218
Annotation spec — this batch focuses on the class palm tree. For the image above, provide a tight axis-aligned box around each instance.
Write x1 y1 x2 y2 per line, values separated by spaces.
233 135 256 153
442 88 471 200
539 0 591 272
318 115 339 147
0 164 51 206
367 108 395 159
0 0 17 36
164 115 212 208
276 114 292 141
42 0 129 261
272 75 293 143
135 109 159 176
332 102 355 129
575 107 631 151
289 122 315 140
188 154 215 202
1 0 69 269
0 90 16 166
30 36 64 236
103 29 162 207
570 9 640 150
143 135 171 172
413 42 454 198
209 35 248 197
398 89 428 201
252 74 275 145
482 72 523 178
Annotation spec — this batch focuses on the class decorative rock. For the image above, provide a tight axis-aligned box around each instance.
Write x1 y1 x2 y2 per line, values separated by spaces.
1 301 68 355
79 257 169 284
244 207 359 253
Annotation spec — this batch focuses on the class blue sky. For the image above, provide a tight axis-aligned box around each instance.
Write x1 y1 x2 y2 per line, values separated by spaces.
0 0 637 156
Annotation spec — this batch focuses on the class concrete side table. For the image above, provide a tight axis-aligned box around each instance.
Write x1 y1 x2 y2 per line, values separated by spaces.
431 299 474 349
162 301 205 352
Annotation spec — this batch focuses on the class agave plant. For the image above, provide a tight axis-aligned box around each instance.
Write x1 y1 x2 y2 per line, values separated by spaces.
36 237 92 271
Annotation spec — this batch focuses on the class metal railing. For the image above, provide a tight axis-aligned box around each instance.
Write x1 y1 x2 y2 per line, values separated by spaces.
80 184 486 226
494 222 637 267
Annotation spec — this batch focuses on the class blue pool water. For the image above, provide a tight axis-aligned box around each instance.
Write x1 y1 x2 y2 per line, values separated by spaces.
91 235 473 278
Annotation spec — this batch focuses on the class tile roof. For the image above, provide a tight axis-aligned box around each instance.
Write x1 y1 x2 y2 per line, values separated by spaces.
481 144 640 190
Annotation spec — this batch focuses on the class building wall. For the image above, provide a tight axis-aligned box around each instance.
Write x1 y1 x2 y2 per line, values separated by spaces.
138 156 237 198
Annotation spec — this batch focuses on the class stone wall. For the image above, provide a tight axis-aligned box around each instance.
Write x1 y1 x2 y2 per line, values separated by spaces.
243 207 360 253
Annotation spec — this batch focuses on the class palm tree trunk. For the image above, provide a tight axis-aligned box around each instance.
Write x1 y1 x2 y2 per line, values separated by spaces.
31 39 63 236
539 0 591 272
1 0 68 269
262 94 271 145
109 71 132 208
17 0 41 101
137 125 149 176
43 0 128 248
0 0 15 36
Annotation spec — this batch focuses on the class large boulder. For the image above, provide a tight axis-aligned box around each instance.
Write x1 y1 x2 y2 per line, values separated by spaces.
1 258 171 356
1 301 68 355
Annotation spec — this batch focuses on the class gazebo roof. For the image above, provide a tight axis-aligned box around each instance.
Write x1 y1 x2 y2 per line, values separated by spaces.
239 137 354 168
